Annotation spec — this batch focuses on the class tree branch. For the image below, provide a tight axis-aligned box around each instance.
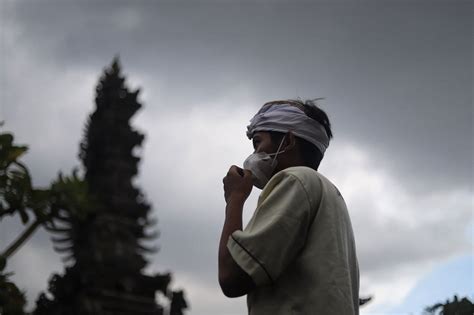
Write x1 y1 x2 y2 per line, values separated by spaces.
1 219 41 259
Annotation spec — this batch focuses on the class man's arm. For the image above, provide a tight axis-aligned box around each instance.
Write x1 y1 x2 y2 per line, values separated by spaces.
219 166 256 297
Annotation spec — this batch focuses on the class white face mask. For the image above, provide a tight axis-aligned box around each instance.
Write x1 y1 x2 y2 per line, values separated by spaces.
243 136 286 189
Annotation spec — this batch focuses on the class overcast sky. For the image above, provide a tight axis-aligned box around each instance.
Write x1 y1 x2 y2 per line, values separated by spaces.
1 0 472 314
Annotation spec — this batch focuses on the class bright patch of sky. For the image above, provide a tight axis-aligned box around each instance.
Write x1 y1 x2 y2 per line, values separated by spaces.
390 255 474 315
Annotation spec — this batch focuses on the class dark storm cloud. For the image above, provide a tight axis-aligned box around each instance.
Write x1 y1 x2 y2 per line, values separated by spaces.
5 0 472 193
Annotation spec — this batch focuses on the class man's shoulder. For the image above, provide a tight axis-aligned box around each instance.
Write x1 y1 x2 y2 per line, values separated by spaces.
279 166 326 184
263 167 336 198
261 167 315 197
263 166 326 195
275 166 338 195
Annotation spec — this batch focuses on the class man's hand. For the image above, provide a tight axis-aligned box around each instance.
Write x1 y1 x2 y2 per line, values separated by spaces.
223 165 253 205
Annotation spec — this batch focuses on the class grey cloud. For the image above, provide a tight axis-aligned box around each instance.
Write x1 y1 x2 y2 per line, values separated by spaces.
351 195 472 275
5 1 472 193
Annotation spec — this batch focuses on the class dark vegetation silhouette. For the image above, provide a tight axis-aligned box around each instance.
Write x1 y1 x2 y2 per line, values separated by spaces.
0 123 90 315
359 296 372 306
0 58 186 315
424 295 474 315
34 58 187 315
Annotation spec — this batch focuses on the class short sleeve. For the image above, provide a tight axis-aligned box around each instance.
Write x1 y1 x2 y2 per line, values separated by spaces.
227 171 313 286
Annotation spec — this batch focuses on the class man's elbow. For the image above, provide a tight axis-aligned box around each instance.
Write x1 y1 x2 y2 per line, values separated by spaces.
219 274 248 298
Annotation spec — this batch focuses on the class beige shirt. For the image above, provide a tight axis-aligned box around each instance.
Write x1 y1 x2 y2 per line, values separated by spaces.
227 166 359 315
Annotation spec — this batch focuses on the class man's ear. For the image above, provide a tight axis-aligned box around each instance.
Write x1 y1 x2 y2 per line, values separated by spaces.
285 131 296 151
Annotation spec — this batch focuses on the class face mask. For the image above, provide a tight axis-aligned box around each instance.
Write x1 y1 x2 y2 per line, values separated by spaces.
243 136 286 189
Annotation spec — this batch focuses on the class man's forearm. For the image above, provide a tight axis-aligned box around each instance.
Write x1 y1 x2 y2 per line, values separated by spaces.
221 199 244 244
218 198 255 297
219 199 244 281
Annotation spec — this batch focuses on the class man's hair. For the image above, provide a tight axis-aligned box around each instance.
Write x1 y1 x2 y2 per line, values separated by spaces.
263 99 333 170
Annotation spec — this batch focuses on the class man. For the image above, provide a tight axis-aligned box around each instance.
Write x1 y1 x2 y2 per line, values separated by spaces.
219 99 359 314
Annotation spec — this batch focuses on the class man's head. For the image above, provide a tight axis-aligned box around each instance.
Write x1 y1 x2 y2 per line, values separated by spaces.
248 99 333 173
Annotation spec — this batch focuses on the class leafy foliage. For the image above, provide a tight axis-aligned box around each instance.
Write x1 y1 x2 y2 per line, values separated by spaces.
424 295 474 315
359 296 372 306
0 256 26 315
0 128 93 315
0 131 37 224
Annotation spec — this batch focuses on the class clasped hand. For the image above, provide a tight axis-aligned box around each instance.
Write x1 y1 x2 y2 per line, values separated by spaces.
223 165 253 204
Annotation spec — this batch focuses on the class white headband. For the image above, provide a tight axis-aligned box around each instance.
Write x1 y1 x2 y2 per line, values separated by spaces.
246 103 330 154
